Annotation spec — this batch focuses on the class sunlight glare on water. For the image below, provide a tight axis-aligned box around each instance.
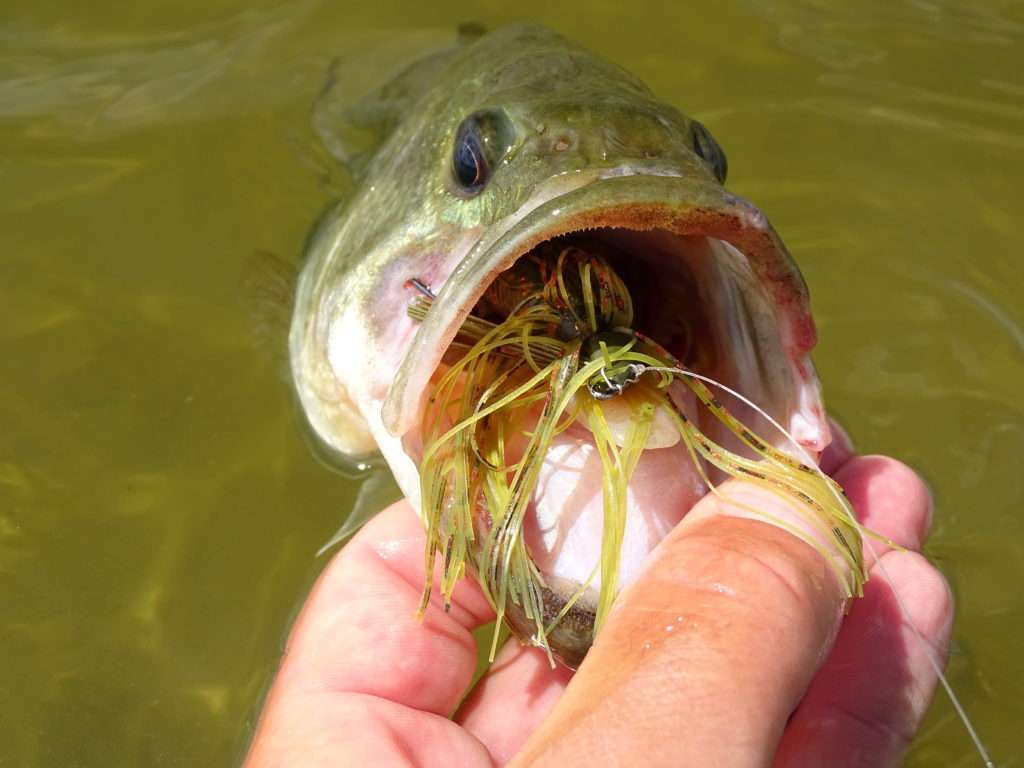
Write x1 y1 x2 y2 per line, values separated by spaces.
0 1 1021 765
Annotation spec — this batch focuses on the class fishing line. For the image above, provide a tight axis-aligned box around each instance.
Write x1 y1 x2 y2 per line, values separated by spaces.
638 364 995 768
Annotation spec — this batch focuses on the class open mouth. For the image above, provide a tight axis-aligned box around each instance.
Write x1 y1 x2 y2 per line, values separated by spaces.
389 174 839 667
385 173 825 446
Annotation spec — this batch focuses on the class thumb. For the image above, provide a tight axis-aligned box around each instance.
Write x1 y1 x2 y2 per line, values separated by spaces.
512 480 847 767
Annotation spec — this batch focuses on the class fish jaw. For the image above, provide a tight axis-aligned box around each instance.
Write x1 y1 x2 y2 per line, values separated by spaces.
374 172 830 634
294 167 831 661
289 203 485 466
368 171 831 663
384 171 829 467
292 171 599 500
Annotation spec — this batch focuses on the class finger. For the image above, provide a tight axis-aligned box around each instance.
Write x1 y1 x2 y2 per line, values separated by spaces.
512 481 848 767
456 640 573 764
819 418 855 475
248 689 492 768
246 499 497 766
773 550 954 767
271 499 495 714
834 455 934 560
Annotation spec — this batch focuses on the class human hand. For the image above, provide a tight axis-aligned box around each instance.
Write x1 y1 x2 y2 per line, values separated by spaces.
245 431 951 767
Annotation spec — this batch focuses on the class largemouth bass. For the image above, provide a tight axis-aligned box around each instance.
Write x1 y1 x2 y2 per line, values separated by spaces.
290 25 847 667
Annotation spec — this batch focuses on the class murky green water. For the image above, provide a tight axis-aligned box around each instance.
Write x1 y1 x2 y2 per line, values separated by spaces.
2 1 1021 765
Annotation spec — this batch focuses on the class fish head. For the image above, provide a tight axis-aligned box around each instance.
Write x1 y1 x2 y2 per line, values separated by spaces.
291 25 830 628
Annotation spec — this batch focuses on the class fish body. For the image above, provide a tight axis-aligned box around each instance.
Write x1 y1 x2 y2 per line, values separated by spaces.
290 25 831 664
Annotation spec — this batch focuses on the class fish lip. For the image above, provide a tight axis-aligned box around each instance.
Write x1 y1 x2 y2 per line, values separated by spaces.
383 172 817 439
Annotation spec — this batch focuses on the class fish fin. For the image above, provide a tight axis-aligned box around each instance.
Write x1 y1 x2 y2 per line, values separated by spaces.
455 22 488 44
311 27 481 179
315 467 402 557
241 249 297 380
286 131 353 199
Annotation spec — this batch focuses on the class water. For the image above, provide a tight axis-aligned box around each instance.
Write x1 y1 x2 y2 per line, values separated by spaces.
1 1 1021 764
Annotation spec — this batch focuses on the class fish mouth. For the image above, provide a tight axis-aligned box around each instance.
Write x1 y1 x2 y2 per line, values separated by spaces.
386 173 826 447
384 173 830 663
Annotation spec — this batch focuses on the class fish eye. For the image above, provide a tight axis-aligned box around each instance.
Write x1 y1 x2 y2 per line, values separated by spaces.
691 120 728 183
452 110 514 195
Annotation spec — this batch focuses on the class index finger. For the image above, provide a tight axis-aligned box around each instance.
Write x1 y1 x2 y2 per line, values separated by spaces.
264 499 495 715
